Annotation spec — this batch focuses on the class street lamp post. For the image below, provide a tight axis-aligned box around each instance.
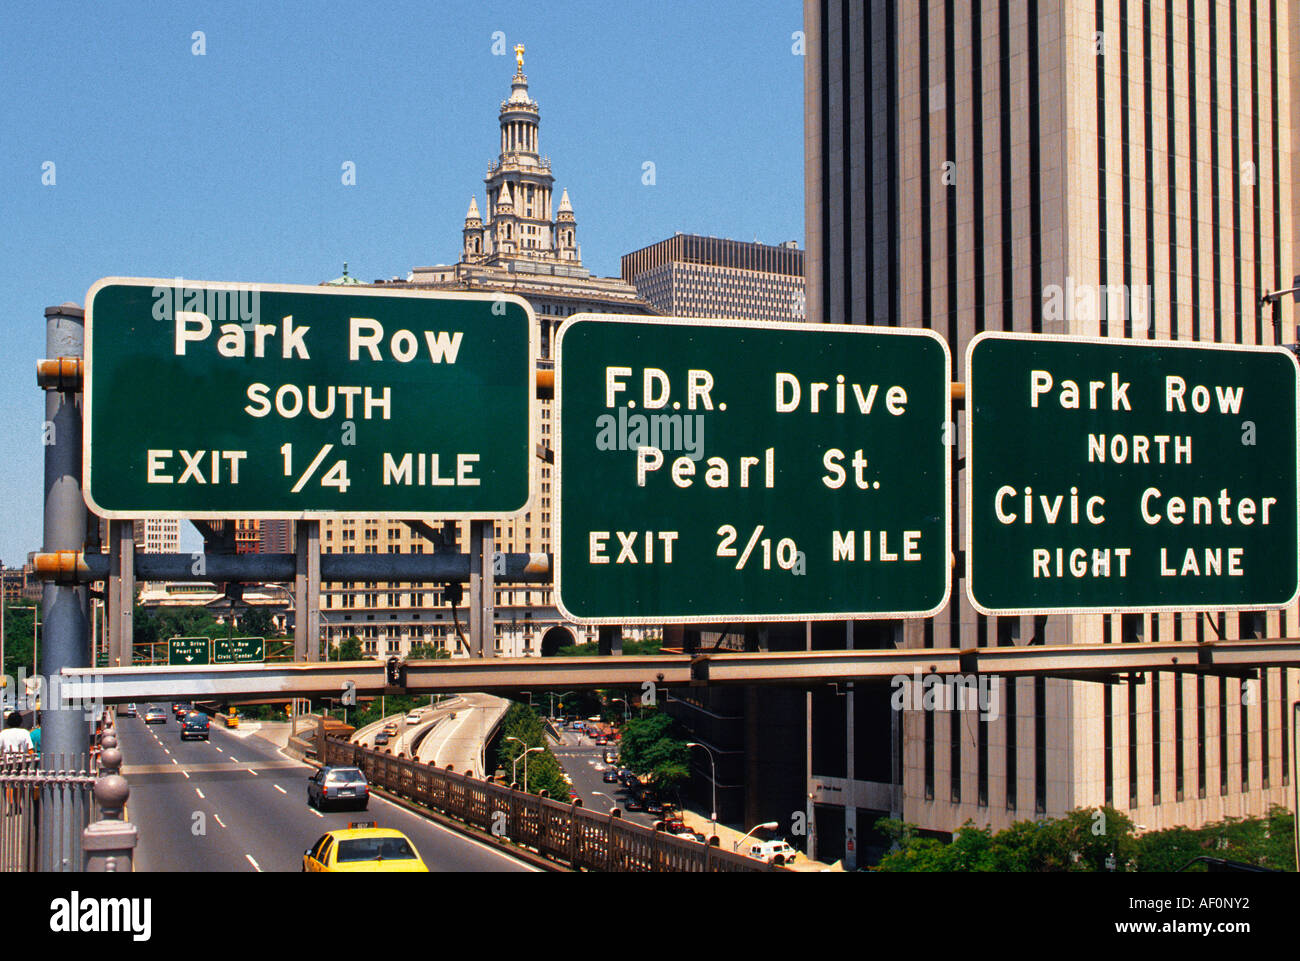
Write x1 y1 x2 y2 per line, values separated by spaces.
734 820 780 854
686 741 718 840
610 697 630 723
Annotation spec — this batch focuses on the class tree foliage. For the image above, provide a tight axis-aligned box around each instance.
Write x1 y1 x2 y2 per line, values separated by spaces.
495 702 570 800
874 805 1295 872
617 711 690 791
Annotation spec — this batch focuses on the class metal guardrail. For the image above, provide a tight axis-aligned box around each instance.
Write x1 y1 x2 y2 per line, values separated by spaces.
321 736 773 872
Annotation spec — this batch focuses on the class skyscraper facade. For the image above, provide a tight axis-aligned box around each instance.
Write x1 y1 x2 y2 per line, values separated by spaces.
621 234 806 322
804 0 1299 861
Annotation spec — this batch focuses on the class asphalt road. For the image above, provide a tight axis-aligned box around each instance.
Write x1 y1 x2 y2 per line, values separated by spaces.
551 729 658 829
117 709 535 872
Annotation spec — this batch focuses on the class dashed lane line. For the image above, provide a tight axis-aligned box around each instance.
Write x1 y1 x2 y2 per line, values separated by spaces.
246 854 261 872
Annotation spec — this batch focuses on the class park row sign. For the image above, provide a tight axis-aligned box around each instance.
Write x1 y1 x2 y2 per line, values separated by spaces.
966 332 1299 615
84 279 535 518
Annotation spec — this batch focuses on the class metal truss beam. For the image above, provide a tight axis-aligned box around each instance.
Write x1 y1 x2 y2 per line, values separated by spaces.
58 638 1300 704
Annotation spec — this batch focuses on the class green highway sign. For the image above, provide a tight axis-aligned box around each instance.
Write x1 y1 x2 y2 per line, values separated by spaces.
554 315 951 623
213 636 265 664
84 278 536 518
966 332 1300 614
168 637 211 666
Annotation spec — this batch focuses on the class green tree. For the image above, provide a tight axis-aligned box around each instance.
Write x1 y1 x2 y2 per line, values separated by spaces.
2 605 37 680
331 636 363 661
237 606 276 638
617 711 690 791
495 702 570 799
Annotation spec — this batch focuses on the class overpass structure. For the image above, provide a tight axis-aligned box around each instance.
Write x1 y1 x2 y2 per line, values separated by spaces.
57 637 1300 706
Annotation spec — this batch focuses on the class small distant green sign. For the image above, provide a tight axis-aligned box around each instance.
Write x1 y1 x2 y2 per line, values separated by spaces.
213 636 266 664
168 637 210 666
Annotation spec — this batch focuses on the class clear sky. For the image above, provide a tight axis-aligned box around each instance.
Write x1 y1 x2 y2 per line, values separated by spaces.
0 0 804 564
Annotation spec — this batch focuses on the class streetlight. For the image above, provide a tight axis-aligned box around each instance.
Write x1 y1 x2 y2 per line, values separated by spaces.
610 697 630 723
592 790 619 816
506 736 543 789
686 741 718 840
734 820 779 853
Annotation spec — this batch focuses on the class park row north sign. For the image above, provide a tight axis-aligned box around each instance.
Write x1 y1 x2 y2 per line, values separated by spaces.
966 332 1299 615
84 279 535 519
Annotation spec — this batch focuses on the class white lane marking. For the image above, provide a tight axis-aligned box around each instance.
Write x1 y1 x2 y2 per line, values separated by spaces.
310 808 324 818
214 747 223 753
170 758 178 765
195 789 205 799
163 748 170 755
214 814 226 829
274 784 286 794
370 794 539 871
182 771 190 779
229 757 239 763
245 854 261 872
247 768 258 776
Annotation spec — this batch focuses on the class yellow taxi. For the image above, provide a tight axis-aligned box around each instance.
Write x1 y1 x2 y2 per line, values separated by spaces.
302 822 429 872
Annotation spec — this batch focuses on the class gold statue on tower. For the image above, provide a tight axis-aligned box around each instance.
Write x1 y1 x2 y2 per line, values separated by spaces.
514 44 525 72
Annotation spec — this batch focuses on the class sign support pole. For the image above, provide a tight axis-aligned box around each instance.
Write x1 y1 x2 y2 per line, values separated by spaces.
39 303 91 872
469 522 484 657
107 520 133 667
294 520 320 661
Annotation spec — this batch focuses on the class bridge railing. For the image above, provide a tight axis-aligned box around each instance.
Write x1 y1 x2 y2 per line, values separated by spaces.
321 735 773 873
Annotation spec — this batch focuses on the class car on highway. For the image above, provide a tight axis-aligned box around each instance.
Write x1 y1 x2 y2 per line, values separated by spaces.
302 823 428 873
383 721 399 737
404 711 423 724
143 705 168 725
373 731 390 746
624 796 644 811
121 703 137 718
171 702 192 720
180 712 211 741
602 770 618 783
307 765 370 811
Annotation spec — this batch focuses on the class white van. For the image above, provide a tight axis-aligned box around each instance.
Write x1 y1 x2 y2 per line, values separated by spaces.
747 840 798 866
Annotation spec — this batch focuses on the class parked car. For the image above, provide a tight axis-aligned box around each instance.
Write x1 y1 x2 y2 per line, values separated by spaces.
624 796 645 812
180 712 210 741
307 765 370 811
143 705 167 724
602 770 618 783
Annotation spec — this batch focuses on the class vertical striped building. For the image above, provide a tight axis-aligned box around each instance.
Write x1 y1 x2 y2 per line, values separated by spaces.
804 0 1299 861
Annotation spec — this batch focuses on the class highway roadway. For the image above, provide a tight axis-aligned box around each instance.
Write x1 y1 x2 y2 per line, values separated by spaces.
551 728 658 829
116 709 535 872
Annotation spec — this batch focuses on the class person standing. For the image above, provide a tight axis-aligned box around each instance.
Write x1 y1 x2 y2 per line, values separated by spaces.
0 712 33 755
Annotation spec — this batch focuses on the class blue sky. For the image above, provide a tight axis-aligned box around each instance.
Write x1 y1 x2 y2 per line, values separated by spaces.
0 0 803 564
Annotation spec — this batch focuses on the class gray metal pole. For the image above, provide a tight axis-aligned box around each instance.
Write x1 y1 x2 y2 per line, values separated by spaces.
107 520 134 667
294 520 320 661
469 522 484 657
40 303 90 872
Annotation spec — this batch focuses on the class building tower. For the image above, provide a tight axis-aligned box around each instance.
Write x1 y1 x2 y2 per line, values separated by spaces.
321 47 650 661
555 189 578 262
803 0 1300 865
462 197 483 262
